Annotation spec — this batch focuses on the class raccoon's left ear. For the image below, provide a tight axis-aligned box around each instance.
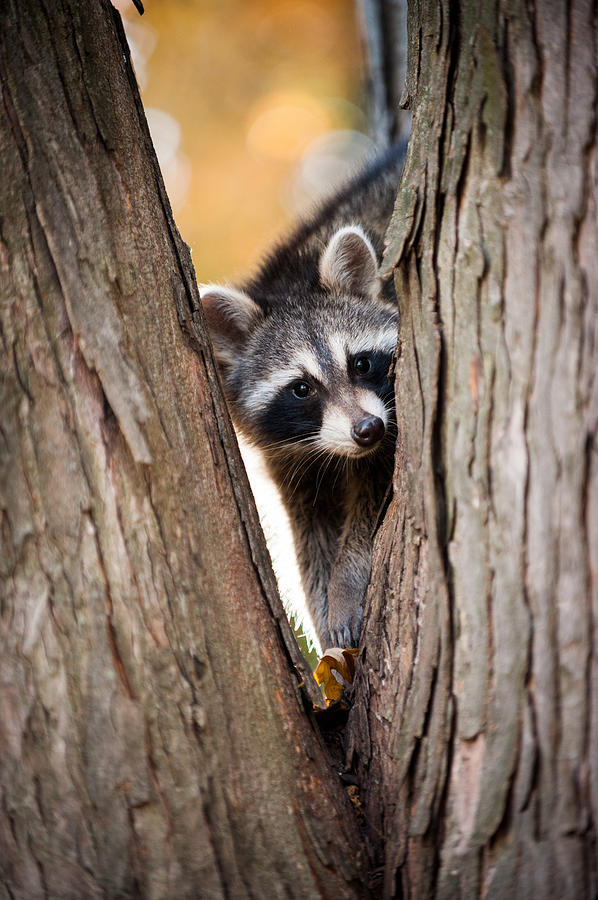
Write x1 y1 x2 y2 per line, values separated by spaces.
319 225 379 299
199 283 263 367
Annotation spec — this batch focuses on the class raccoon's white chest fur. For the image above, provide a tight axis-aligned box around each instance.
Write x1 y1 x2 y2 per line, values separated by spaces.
200 147 403 648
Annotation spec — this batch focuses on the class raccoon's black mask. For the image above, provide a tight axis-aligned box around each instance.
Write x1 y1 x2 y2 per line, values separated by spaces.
201 224 398 461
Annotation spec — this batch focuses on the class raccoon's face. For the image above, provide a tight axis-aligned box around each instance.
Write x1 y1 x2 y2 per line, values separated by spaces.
200 225 398 462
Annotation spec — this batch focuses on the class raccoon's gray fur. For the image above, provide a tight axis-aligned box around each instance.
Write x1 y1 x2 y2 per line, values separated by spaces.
200 147 403 649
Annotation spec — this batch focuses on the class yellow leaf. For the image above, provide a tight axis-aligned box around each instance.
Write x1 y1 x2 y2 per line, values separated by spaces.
314 648 359 705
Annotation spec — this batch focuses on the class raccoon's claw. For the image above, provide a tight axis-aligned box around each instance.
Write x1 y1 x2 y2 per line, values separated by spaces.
331 628 353 649
328 614 362 650
327 590 364 648
327 561 368 648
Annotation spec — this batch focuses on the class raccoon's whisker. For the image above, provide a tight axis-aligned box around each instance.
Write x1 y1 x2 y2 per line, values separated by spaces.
313 450 340 506
304 445 338 478
259 432 319 450
257 433 320 457
283 443 336 499
284 456 314 494
278 451 311 483
256 444 330 501
330 454 348 494
280 443 332 497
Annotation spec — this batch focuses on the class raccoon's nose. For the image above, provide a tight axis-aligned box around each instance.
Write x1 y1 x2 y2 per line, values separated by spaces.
351 415 385 448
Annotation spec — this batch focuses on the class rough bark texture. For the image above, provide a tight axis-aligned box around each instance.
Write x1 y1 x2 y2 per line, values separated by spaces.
351 0 598 897
0 2 367 897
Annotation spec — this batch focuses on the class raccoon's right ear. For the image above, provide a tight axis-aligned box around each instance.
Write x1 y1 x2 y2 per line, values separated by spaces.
319 225 379 299
199 284 262 366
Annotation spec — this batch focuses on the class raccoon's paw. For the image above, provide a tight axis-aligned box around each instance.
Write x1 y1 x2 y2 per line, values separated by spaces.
328 618 361 651
327 590 363 649
327 561 367 648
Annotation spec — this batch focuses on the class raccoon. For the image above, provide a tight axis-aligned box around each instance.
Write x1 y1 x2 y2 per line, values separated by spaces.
200 147 403 649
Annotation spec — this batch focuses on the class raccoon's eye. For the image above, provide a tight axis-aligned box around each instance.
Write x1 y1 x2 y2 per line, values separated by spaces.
291 380 313 399
353 355 372 375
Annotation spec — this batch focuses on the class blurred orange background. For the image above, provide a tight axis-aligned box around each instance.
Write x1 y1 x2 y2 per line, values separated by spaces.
115 0 370 284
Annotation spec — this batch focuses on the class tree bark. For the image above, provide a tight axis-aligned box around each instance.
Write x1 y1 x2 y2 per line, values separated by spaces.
3 1 597 898
350 0 598 897
0 2 367 897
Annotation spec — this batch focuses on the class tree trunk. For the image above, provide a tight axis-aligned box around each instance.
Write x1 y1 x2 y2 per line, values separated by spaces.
0 2 366 897
3 1 597 898
350 0 598 897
